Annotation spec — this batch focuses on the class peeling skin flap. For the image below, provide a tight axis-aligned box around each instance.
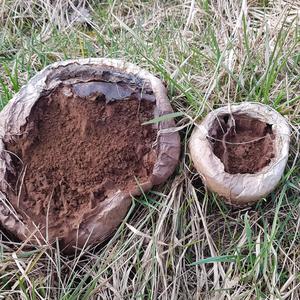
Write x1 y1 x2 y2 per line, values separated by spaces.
72 81 156 103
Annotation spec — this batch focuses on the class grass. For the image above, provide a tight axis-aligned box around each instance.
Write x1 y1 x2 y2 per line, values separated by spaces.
0 0 299 299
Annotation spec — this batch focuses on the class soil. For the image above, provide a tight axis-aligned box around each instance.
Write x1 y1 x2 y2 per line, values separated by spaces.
5 83 157 228
209 114 275 174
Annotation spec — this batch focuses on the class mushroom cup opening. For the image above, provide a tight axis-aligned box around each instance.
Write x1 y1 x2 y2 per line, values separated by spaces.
0 59 181 251
208 114 275 174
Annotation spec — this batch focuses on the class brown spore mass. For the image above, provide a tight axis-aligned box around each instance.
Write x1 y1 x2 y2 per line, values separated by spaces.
209 114 275 174
5 84 157 228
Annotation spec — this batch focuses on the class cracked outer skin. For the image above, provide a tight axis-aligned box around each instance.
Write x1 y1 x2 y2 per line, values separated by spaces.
0 58 181 252
189 102 290 207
